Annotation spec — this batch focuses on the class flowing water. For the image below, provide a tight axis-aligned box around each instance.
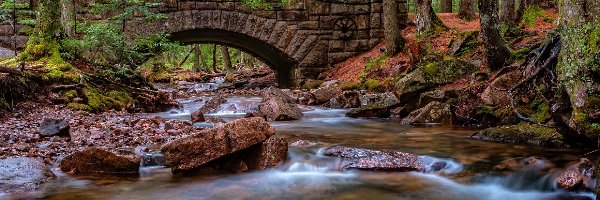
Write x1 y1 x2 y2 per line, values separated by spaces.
36 96 596 200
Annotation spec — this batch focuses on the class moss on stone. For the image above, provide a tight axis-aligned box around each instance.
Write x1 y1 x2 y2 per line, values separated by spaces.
511 47 531 62
339 81 362 91
364 79 385 93
67 103 92 111
301 79 324 90
472 124 566 147
81 86 128 112
533 102 551 123
62 90 78 102
396 58 477 94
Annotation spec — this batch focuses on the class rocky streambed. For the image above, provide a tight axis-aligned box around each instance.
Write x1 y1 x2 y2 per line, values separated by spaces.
0 83 598 200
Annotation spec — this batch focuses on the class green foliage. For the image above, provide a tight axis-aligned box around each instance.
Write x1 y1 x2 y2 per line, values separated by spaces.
0 0 35 35
521 6 546 27
364 79 385 93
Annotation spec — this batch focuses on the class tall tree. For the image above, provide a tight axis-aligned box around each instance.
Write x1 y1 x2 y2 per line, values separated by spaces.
192 44 208 72
479 0 511 70
221 45 233 77
499 0 517 26
211 44 218 73
415 0 447 34
22 0 62 60
383 0 404 55
458 0 476 20
555 0 600 141
441 0 453 13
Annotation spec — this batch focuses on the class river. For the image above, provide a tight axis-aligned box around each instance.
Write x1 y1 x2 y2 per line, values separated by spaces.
41 95 596 200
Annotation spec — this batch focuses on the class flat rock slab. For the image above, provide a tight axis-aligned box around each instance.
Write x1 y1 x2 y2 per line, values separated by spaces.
60 148 140 174
38 118 70 137
161 117 276 173
323 146 424 171
0 157 56 194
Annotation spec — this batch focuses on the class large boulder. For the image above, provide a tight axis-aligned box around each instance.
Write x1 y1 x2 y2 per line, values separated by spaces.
241 137 288 170
259 98 303 121
395 58 477 95
60 148 140 174
346 105 390 118
261 87 296 104
38 118 70 137
197 96 227 114
161 117 276 172
359 92 400 108
400 101 453 124
470 124 566 147
259 87 303 121
323 146 424 171
0 157 56 194
329 90 361 109
555 158 595 191
311 84 342 105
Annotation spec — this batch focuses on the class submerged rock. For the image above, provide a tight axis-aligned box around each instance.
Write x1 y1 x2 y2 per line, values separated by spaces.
470 124 566 147
346 105 390 118
0 157 56 194
555 158 595 191
38 118 70 137
242 137 288 170
197 96 227 114
161 117 276 173
401 101 452 124
323 146 424 171
60 148 140 174
191 110 205 123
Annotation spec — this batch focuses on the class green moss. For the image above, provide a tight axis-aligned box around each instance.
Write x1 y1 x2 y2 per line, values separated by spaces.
67 103 92 111
365 55 389 72
511 47 531 62
364 79 385 93
533 102 551 123
81 86 126 112
473 124 565 147
476 105 495 116
521 6 545 27
339 81 362 91
301 79 324 90
62 90 78 102
106 90 133 107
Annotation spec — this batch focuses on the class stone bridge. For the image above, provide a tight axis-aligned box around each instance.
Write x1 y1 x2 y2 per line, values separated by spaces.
132 0 408 87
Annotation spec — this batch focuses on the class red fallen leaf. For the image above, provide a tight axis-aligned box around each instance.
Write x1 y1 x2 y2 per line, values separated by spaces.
522 97 529 103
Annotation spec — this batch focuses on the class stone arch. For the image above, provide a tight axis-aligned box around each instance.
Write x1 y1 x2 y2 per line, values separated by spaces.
134 9 322 88
170 29 298 88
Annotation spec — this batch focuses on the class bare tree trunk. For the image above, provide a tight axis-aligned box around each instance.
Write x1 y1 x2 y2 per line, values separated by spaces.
211 44 218 73
221 45 233 77
479 0 511 70
441 0 453 13
459 0 476 20
415 0 447 34
383 0 404 55
61 0 75 37
193 44 200 72
499 0 517 26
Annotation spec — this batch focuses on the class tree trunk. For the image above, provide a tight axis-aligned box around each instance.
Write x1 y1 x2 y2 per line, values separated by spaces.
211 44 218 73
61 0 75 37
415 0 447 34
441 0 453 13
193 44 200 72
383 0 404 55
458 0 476 20
22 0 62 60
479 0 511 70
221 46 233 76
555 0 600 142
499 0 517 26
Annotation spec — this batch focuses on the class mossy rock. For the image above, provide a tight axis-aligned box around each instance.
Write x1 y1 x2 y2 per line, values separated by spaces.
471 124 566 147
301 79 324 90
346 105 390 118
395 58 477 94
339 81 362 91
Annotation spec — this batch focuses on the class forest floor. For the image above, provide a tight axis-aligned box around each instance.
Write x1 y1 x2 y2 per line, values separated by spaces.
324 11 557 83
